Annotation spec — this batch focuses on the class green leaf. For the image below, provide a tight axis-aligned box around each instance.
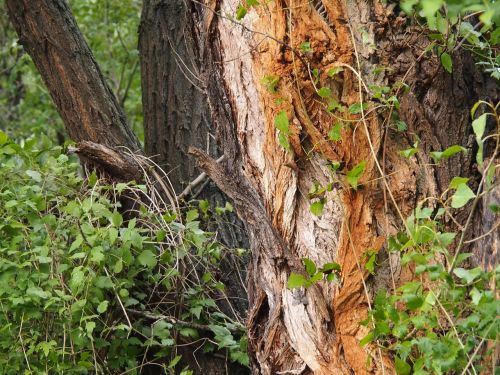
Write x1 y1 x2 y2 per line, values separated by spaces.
328 123 342 141
235 4 247 20
449 177 469 189
451 183 476 208
359 332 374 346
302 258 316 277
317 87 331 98
430 145 466 162
299 41 313 53
275 111 290 134
395 356 411 375
97 301 109 314
186 209 199 222
399 142 418 158
37 341 57 357
113 259 123 274
0 130 8 145
111 211 123 227
453 267 482 284
288 273 306 289
260 75 280 93
440 52 453 73
26 170 42 182
137 250 157 268
169 355 182 369
278 132 290 150
327 66 344 77
348 102 367 114
472 113 487 140
26 286 49 299
320 262 341 273
346 161 366 190
310 200 325 216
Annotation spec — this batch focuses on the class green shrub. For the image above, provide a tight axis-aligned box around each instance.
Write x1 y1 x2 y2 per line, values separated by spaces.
0 132 248 374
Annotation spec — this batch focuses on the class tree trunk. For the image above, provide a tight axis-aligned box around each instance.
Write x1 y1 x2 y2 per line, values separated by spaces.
183 1 498 373
5 0 143 179
139 1 250 373
7 0 498 374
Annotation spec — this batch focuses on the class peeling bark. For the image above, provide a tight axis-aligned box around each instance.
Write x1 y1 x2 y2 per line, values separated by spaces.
7 0 498 373
188 0 498 373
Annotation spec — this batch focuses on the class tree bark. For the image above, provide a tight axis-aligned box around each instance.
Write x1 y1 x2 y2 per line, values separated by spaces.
5 0 142 178
139 1 250 373
7 0 498 374
183 0 498 373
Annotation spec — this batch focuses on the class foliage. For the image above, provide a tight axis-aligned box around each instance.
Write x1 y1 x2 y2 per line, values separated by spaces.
288 258 341 289
0 132 248 373
401 0 500 78
361 208 499 374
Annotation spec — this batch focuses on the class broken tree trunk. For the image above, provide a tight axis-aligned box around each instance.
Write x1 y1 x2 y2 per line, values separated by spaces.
185 0 498 373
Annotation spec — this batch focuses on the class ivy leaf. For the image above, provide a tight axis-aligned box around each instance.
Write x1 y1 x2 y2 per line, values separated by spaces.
26 170 42 182
275 111 290 134
111 211 123 227
288 273 306 289
346 161 366 190
97 301 109 314
451 183 476 208
359 332 374 346
453 267 482 284
235 4 247 20
320 262 341 273
399 141 418 158
449 176 469 189
440 52 453 73
348 102 367 114
186 209 199 222
472 113 487 139
317 87 331 98
299 41 313 53
430 145 466 162
137 250 157 268
395 356 411 375
328 123 342 141
26 286 49 299
0 130 8 145
327 66 344 77
310 200 325 216
302 257 316 277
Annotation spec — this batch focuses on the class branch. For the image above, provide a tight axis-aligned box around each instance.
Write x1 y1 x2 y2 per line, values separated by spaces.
68 141 143 181
125 308 245 334
178 155 226 200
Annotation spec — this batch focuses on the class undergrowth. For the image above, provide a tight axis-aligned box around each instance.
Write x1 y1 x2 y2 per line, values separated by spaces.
0 133 248 374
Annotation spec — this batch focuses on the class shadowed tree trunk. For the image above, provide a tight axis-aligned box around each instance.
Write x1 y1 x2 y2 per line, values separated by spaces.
139 2 250 373
7 0 498 374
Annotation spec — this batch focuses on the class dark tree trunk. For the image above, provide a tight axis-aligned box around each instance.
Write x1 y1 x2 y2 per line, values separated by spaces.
139 1 250 373
5 0 141 154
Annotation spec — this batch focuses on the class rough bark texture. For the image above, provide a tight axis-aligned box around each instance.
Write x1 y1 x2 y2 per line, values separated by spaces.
7 0 498 373
139 0 214 189
185 0 498 374
5 0 141 160
139 1 250 373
